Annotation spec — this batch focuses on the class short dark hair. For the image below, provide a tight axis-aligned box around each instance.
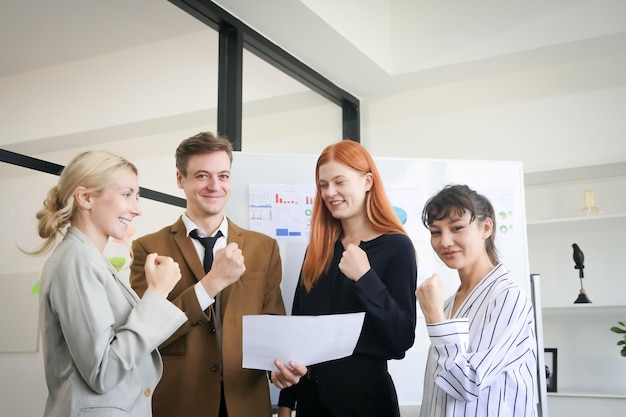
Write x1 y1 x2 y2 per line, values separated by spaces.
422 184 500 265
175 132 233 176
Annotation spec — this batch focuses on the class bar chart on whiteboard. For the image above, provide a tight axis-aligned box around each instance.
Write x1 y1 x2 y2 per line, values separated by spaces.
248 183 316 241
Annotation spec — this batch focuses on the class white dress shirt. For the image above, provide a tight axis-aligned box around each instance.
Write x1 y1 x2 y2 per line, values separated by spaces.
181 213 228 310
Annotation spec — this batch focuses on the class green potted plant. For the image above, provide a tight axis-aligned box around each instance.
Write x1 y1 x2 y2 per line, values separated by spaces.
610 321 626 357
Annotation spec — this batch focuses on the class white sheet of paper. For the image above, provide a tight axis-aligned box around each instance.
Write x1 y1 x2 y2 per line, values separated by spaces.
242 312 365 371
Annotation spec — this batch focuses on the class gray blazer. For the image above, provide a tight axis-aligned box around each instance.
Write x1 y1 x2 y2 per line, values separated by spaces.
39 227 187 417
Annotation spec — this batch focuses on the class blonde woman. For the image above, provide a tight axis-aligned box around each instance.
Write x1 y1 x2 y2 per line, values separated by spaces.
31 151 186 417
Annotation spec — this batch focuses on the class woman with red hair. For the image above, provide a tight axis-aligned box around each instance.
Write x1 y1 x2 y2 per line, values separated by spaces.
278 140 418 417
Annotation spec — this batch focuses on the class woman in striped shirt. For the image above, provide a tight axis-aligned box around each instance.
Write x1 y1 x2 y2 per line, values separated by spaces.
416 184 537 417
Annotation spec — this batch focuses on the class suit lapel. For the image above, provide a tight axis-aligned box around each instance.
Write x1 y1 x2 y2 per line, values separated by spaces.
110 265 139 306
101 251 139 306
171 218 206 282
67 227 140 306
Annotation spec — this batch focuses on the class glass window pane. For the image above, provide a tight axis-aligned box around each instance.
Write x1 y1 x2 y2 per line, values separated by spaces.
242 48 342 154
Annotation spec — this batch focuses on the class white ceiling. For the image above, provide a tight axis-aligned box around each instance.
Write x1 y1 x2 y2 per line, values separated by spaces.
213 0 626 97
3 0 626 99
0 0 204 77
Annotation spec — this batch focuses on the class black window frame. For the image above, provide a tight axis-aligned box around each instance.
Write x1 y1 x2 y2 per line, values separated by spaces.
169 0 360 149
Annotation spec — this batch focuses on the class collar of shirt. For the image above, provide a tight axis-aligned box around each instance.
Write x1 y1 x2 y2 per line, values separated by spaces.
182 212 229 239
182 212 228 257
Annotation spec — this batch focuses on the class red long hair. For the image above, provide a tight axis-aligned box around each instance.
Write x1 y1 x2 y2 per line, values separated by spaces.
301 140 408 291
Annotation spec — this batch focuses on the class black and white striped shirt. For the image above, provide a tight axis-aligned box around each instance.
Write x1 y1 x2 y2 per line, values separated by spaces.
420 264 538 417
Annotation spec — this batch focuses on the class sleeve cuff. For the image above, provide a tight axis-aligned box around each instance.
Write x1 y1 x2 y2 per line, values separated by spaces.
426 319 469 345
194 282 215 311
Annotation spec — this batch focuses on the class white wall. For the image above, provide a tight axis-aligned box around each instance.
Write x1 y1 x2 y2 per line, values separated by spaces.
362 50 626 172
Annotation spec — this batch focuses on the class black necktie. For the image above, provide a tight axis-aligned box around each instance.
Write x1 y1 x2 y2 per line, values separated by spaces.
190 228 226 384
189 229 223 273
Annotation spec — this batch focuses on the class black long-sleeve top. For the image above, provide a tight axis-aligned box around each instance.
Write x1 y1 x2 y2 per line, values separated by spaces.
278 233 418 408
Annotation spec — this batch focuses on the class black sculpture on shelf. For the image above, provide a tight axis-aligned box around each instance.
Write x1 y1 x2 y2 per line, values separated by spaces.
572 243 591 303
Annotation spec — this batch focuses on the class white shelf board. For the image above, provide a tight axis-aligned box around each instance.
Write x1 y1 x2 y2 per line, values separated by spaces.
524 162 626 186
542 304 626 311
547 392 626 399
527 213 626 226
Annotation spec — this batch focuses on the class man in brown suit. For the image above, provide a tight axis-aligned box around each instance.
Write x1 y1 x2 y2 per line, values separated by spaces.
130 132 306 417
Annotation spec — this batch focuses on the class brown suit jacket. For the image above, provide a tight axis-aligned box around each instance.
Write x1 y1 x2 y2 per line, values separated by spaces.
130 216 285 417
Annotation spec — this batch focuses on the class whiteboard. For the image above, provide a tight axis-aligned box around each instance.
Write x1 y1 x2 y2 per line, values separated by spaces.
226 152 530 406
